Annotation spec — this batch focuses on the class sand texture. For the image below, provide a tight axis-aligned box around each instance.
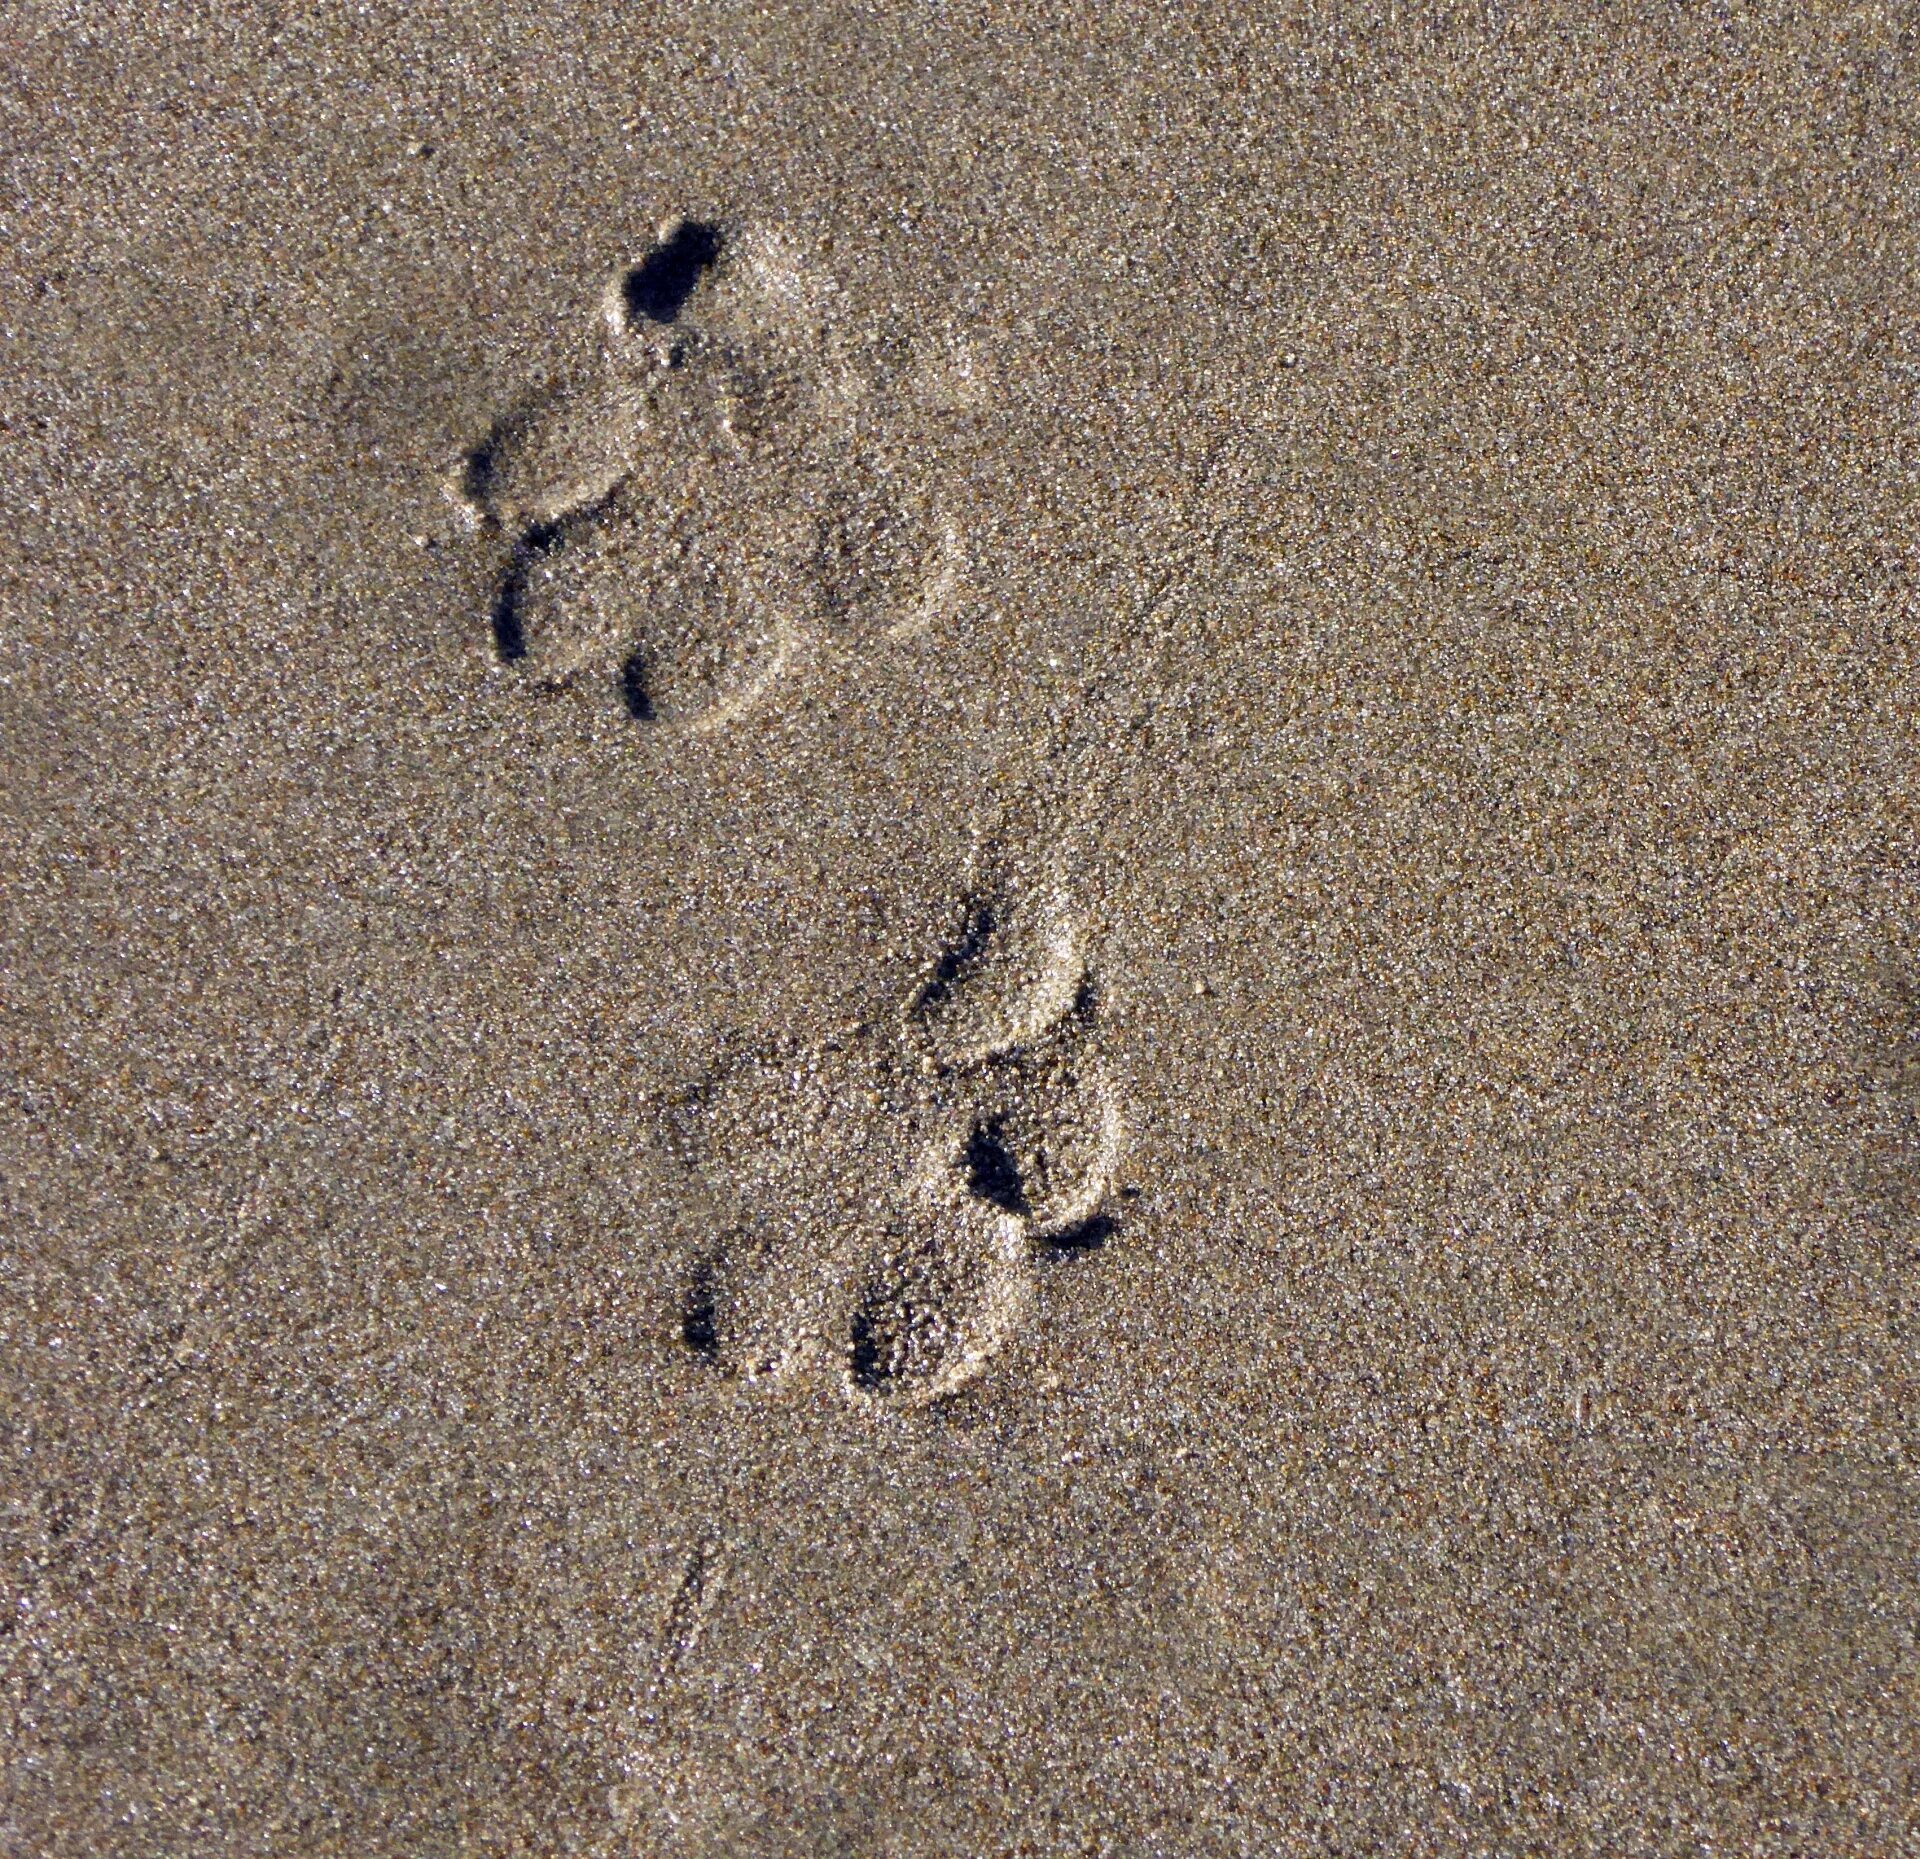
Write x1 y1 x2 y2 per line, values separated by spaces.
4 4 1920 1853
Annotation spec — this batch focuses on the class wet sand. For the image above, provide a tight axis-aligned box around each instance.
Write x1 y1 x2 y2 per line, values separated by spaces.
4 6 1919 1853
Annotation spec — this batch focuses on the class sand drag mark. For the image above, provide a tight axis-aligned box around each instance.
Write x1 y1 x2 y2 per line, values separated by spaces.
651 1530 727 1684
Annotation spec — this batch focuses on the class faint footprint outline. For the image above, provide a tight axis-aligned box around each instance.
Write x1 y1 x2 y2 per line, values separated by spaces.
450 214 978 733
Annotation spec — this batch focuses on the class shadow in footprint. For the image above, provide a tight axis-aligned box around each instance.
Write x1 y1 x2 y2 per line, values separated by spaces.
619 648 655 721
680 1252 724 1362
620 219 722 326
845 1297 891 1395
1041 1213 1115 1255
917 898 998 1019
963 1117 1027 1215
488 519 566 663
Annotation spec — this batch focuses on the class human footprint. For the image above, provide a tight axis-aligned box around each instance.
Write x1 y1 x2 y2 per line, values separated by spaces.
664 878 1122 1408
451 216 976 731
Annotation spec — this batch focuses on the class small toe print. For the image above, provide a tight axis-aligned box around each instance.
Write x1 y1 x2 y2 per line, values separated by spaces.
905 878 1089 1068
811 466 960 644
1040 1212 1116 1254
676 1231 796 1381
936 1041 1124 1244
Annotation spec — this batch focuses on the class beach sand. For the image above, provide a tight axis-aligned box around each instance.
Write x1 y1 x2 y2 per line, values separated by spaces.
4 4 1919 1852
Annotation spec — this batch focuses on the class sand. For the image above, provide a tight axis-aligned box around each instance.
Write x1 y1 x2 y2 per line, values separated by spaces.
4 4 1918 1853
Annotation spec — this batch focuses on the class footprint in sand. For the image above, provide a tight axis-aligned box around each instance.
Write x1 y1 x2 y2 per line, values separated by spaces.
662 874 1122 1408
450 215 976 731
